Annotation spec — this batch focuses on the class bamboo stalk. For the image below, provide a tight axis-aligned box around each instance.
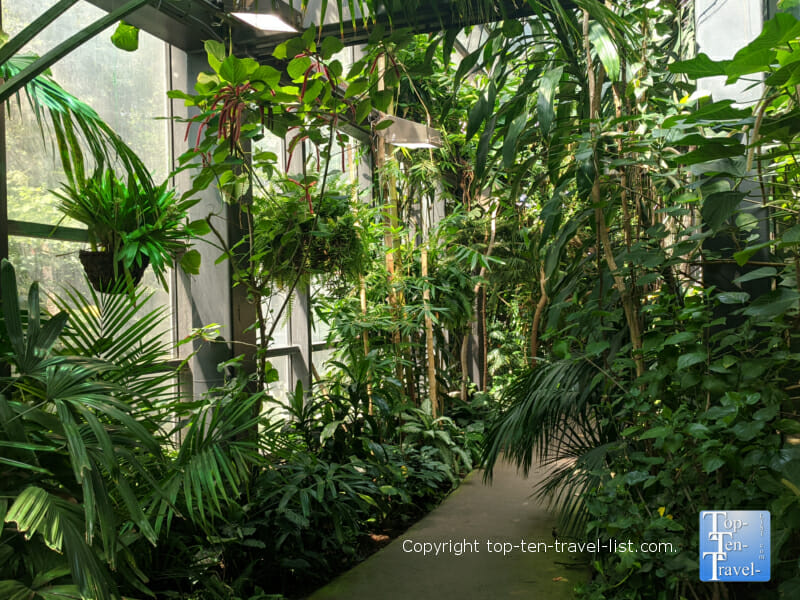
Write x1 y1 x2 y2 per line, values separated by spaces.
360 275 373 415
422 246 438 417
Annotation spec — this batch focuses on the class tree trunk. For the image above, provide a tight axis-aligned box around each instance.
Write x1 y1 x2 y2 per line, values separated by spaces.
583 10 644 378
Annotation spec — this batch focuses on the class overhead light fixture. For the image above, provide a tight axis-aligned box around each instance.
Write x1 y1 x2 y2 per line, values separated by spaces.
227 1 297 33
373 112 443 149
231 12 297 33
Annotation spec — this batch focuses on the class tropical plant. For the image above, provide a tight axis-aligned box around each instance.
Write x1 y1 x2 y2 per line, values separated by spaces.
0 257 274 599
0 258 165 599
474 1 800 598
252 175 368 289
53 168 206 288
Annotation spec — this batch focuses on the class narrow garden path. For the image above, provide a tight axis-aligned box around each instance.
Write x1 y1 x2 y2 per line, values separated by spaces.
307 461 586 599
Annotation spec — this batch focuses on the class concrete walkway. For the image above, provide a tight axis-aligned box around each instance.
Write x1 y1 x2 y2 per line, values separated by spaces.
307 461 585 599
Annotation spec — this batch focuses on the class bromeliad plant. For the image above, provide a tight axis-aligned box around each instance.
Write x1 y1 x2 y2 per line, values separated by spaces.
54 168 206 291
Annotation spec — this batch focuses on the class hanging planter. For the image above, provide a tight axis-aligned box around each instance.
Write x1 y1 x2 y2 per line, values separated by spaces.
55 169 205 293
78 250 150 293
253 181 366 289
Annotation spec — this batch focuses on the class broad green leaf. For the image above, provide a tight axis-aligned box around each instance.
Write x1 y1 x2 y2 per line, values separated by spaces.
205 40 226 73
765 61 800 87
585 340 609 356
664 331 694 345
355 98 372 124
742 288 800 319
502 111 527 168
733 241 772 266
733 266 777 284
701 191 745 230
180 249 202 275
475 114 497 184
320 420 343 445
321 36 344 60
717 291 750 304
502 19 524 37
251 65 281 89
732 420 764 441
287 56 312 81
677 352 706 370
344 78 368 98
724 49 776 82
780 224 800 243
371 89 393 112
220 55 257 85
589 22 620 80
186 219 211 237
442 28 458 66
110 21 138 52
454 47 481 87
746 12 800 54
669 53 730 77
537 66 563 135
703 455 726 473
466 96 487 142
640 426 672 440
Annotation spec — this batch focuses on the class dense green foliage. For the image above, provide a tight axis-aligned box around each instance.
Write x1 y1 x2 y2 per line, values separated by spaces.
472 2 800 599
54 169 205 287
6 1 800 599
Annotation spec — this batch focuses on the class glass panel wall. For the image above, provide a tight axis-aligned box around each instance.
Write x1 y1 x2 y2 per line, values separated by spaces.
3 1 173 347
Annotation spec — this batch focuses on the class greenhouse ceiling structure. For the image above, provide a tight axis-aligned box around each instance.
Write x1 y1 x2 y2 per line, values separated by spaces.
89 0 544 55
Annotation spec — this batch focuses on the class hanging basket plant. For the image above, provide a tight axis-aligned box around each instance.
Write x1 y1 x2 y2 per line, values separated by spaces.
78 249 150 293
54 168 206 293
254 177 366 288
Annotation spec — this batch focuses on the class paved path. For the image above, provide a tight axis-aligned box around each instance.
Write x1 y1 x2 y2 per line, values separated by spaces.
307 461 585 599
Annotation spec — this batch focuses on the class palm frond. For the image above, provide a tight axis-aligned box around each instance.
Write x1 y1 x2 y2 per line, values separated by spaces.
153 390 266 532
52 283 177 406
1 55 153 190
5 487 118 600
482 357 614 536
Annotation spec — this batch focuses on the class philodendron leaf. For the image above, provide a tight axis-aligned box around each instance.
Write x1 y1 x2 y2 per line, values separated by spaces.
110 21 138 52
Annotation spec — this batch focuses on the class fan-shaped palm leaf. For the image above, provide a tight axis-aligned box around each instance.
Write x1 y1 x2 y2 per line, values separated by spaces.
483 357 616 535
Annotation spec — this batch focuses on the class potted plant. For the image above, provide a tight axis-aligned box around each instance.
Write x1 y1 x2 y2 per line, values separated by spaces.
54 168 206 292
253 178 366 289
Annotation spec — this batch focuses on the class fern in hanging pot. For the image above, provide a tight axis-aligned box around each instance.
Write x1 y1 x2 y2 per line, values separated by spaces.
54 168 205 293
253 175 367 289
